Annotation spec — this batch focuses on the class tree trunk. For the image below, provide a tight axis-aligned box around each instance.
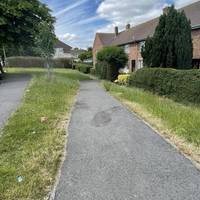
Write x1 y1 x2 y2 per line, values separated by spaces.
46 57 51 80
2 45 7 67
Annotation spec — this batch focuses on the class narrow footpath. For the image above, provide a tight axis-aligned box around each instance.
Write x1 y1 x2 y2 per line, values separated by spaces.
0 74 30 129
54 80 200 200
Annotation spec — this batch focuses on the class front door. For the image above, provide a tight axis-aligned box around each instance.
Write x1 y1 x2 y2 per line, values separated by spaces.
131 60 136 72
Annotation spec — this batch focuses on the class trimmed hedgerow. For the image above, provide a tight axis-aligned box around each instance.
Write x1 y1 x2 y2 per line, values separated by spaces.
129 68 200 104
7 56 73 68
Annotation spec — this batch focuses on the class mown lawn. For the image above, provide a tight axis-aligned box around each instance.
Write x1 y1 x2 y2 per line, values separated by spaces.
0 68 90 200
103 82 200 161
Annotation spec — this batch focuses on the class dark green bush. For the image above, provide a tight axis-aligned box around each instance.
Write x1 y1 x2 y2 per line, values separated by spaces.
96 46 128 81
75 63 91 74
90 68 96 75
129 68 200 104
95 61 109 79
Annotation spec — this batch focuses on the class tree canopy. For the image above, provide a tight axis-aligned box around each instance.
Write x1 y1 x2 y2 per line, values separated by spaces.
0 0 55 56
96 46 128 81
78 48 92 62
141 6 192 69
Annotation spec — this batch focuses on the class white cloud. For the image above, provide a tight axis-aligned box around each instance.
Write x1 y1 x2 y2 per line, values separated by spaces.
96 0 170 32
58 33 78 42
174 0 198 8
54 0 88 17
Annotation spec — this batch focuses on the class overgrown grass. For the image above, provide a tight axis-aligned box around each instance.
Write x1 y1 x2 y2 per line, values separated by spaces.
0 68 90 200
104 81 200 146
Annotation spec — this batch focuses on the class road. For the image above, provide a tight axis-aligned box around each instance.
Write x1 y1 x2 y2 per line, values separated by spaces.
54 80 200 200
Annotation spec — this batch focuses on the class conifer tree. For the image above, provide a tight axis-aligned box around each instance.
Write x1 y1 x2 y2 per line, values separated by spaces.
142 5 192 69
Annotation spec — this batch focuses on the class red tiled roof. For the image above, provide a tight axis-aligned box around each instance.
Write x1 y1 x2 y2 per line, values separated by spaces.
96 33 115 46
106 1 200 46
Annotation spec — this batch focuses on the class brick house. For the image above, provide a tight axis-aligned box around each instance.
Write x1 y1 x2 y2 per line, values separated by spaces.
93 1 200 71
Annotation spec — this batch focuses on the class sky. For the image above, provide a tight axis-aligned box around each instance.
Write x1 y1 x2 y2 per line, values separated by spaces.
40 0 198 49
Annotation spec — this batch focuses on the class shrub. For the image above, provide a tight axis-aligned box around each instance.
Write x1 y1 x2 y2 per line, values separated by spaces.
90 68 96 75
129 68 200 104
142 6 192 69
114 74 130 85
95 61 109 79
7 56 72 68
96 46 128 81
75 63 91 74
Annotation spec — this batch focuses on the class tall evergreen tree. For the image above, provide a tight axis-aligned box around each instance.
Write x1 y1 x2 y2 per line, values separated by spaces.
142 5 192 69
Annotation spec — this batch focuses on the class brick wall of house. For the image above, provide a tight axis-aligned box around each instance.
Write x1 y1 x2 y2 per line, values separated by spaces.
128 43 143 71
92 35 104 67
192 29 200 59
126 29 200 72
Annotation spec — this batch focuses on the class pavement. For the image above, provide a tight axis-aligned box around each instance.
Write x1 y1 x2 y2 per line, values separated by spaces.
54 80 200 200
0 74 30 129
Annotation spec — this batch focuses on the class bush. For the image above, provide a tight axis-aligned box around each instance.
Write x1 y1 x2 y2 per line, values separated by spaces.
7 56 72 68
95 61 109 79
96 46 128 81
114 74 130 85
90 68 96 75
129 68 200 104
75 63 91 74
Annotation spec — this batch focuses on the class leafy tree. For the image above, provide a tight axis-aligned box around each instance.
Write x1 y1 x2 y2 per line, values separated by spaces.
0 0 55 72
142 5 192 69
97 46 128 81
34 22 56 79
78 50 92 62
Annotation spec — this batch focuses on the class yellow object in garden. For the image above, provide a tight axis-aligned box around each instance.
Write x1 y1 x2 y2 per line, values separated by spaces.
115 74 130 85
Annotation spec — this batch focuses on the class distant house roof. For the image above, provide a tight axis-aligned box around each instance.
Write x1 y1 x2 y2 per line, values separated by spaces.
96 33 115 46
98 1 200 46
54 40 72 53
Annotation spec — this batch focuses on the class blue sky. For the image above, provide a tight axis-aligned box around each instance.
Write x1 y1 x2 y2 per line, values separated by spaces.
40 0 197 49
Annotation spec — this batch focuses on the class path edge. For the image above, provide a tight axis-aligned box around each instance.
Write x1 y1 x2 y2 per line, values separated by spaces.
47 90 79 200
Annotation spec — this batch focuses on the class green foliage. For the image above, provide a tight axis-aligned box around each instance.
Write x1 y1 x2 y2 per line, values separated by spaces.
96 46 128 81
78 51 92 62
142 6 192 69
0 0 55 49
75 63 92 74
34 22 56 59
128 68 200 104
90 68 96 76
95 61 109 80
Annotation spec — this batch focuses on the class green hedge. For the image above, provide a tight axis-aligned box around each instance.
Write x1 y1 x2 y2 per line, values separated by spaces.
7 56 72 68
129 68 200 104
90 68 96 75
75 63 91 74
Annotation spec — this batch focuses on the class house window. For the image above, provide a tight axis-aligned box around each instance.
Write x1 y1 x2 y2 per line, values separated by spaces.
139 41 145 53
124 45 130 54
138 59 143 69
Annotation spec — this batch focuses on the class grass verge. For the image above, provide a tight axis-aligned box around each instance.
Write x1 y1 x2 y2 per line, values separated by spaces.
103 81 200 167
0 68 90 200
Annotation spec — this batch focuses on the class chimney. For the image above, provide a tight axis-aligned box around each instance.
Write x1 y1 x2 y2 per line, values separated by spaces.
163 6 170 15
114 26 118 36
126 24 131 30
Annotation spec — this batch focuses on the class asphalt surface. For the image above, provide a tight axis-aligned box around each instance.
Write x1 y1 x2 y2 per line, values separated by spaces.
0 74 30 129
54 80 200 200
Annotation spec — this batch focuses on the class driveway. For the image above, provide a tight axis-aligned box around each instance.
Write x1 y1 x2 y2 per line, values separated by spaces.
0 74 30 129
54 80 200 200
